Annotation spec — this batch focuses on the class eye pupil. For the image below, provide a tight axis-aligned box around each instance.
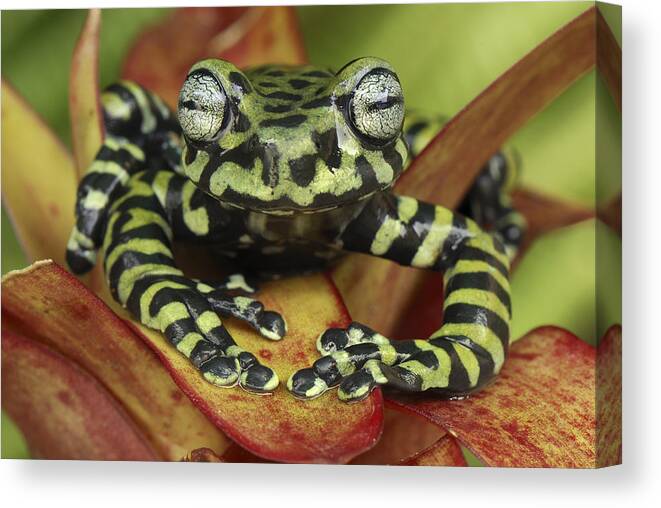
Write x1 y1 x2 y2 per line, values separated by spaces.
367 95 403 112
181 99 199 111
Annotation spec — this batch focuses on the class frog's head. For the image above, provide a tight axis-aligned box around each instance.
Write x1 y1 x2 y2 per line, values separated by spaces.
177 57 409 214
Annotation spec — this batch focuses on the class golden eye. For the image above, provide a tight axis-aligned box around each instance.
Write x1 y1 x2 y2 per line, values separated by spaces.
178 70 227 143
349 69 404 142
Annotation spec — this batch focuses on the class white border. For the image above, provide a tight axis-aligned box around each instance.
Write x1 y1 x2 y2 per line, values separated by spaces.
2 0 660 507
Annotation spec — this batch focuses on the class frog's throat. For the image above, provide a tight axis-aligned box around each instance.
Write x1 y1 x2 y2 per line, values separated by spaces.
208 186 387 216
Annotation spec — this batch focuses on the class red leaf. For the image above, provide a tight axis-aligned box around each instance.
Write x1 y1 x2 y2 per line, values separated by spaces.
596 325 622 466
1 330 157 461
401 434 467 467
3 260 383 463
389 327 602 468
2 261 232 461
113 273 384 464
122 7 307 108
351 406 445 465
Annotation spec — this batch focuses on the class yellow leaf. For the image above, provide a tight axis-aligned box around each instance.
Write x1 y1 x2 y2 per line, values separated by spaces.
1 81 77 266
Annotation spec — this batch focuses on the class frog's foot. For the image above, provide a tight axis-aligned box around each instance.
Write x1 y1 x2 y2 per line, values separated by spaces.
194 281 287 341
130 275 280 393
289 322 448 402
316 321 390 355
66 227 98 275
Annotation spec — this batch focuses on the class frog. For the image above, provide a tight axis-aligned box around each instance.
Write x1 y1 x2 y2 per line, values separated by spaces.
66 57 525 402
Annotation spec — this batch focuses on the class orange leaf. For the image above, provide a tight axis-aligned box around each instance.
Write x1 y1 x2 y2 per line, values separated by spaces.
109 273 384 464
401 434 467 467
511 186 595 267
122 6 307 108
390 327 601 468
69 8 104 178
513 187 595 240
334 7 599 339
1 330 157 461
1 261 232 461
596 325 622 466
1 81 77 266
332 259 444 339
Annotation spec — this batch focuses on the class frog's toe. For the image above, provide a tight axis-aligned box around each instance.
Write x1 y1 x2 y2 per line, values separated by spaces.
257 311 287 341
66 230 98 275
204 291 287 341
338 360 386 402
316 327 349 354
287 354 343 399
240 364 279 393
200 356 240 387
287 368 329 400
316 322 390 354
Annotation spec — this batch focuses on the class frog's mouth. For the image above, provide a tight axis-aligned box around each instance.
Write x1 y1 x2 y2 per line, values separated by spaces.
209 187 384 217
182 132 409 216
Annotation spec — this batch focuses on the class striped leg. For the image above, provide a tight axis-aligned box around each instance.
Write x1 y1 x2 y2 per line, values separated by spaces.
459 149 527 257
404 110 526 257
288 193 512 401
67 81 181 275
102 171 282 393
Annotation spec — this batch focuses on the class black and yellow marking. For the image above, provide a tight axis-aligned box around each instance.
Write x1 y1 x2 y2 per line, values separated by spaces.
404 113 527 257
66 81 182 275
99 169 281 393
67 59 526 402
180 58 409 213
289 193 514 401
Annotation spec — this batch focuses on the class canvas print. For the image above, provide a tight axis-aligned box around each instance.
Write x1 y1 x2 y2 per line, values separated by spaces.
1 2 621 467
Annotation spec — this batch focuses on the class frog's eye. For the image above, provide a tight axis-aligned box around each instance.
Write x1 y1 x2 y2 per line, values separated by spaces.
178 70 228 143
349 69 404 143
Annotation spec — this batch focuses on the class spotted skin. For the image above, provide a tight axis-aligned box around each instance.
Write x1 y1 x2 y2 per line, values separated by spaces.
67 57 524 400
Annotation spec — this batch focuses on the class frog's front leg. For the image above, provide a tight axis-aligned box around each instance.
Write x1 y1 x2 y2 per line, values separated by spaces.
66 81 181 275
288 192 513 401
102 170 284 392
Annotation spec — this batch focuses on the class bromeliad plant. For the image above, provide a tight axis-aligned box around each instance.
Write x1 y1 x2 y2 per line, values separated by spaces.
1 6 621 466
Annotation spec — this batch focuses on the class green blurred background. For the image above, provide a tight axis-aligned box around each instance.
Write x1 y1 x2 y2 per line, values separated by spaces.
1 2 621 461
